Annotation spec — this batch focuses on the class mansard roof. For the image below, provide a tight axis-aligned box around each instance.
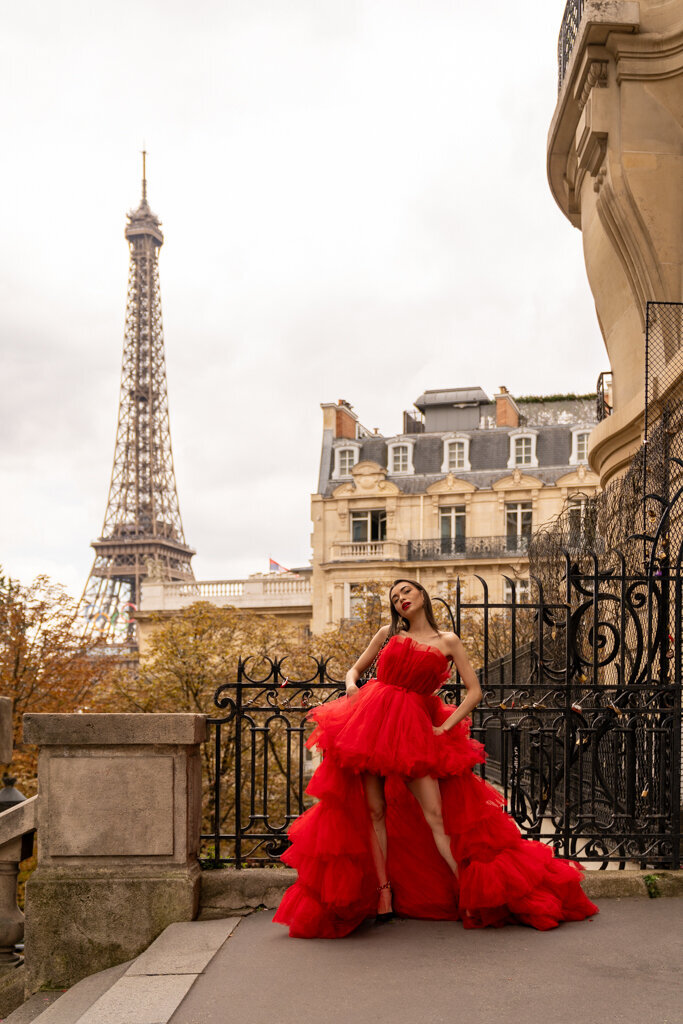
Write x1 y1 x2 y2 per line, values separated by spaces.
320 416 596 497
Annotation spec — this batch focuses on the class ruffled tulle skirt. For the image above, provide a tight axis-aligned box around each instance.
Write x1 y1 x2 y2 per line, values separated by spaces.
273 680 598 938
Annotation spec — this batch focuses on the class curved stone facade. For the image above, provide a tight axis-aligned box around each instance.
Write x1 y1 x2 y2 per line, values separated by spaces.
548 0 683 485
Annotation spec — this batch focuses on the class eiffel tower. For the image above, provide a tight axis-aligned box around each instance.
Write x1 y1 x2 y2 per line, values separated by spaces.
80 154 195 647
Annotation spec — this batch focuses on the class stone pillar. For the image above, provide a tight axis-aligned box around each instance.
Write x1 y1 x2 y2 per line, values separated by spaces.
22 713 206 994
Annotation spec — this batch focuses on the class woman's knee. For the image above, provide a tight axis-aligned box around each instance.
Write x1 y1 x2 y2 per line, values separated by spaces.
367 797 387 824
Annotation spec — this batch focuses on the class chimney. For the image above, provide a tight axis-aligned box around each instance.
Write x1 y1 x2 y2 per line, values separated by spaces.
320 399 358 439
495 386 520 428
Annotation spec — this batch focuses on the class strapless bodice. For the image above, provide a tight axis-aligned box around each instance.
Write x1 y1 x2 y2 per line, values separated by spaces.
376 634 452 695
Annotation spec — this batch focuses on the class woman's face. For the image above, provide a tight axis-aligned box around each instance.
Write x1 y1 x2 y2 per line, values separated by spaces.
390 581 424 619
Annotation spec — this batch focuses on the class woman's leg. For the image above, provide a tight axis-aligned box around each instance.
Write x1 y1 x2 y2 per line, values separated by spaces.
362 773 392 912
406 775 459 879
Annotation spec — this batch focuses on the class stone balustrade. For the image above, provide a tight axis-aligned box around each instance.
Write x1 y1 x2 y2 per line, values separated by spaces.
140 575 312 610
329 540 408 561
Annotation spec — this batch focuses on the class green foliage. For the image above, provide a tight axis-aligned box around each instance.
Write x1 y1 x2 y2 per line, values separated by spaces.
515 393 596 403
643 874 662 898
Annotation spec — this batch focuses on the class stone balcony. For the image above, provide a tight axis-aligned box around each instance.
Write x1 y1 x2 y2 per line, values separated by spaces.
329 540 408 561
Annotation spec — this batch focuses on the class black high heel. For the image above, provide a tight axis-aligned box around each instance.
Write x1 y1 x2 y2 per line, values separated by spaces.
375 881 394 924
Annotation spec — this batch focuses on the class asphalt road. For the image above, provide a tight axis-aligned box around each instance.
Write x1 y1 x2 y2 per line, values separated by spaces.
169 900 682 1024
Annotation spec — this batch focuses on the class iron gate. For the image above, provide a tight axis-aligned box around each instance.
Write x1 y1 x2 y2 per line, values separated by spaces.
201 545 681 871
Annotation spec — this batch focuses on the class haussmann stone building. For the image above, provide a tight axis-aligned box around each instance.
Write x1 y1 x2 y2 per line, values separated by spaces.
310 388 600 632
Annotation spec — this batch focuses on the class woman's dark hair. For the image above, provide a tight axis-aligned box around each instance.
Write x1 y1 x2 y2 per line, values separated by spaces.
387 578 441 636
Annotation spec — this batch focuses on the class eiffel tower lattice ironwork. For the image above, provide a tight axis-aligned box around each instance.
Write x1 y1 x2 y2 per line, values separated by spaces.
80 155 195 647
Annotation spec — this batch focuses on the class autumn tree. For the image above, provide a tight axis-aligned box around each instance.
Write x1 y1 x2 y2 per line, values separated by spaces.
0 569 117 794
96 601 304 861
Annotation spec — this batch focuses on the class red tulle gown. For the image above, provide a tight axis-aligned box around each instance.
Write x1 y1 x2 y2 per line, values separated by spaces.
273 633 598 938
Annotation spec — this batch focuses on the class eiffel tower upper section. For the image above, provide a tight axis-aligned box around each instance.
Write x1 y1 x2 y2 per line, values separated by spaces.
81 156 195 645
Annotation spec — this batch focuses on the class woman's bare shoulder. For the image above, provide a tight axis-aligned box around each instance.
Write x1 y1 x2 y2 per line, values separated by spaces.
439 631 463 653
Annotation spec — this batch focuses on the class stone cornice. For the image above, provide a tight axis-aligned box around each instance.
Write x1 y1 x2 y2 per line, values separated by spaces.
548 2 641 224
608 22 683 81
587 387 645 485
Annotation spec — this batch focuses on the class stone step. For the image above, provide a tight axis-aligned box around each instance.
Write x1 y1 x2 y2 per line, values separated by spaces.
5 919 240 1024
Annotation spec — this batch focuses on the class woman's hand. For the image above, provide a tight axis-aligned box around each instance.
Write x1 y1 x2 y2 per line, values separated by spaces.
345 671 360 699
432 723 447 736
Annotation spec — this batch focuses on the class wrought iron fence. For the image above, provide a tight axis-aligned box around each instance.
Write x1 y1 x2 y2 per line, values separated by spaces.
201 515 681 869
558 0 584 90
407 535 530 562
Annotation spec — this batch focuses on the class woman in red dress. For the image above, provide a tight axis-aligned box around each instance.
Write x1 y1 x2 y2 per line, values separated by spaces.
274 579 598 937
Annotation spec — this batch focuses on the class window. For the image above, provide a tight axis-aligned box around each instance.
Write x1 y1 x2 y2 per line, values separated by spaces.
350 510 386 543
514 436 532 465
440 505 466 554
387 439 415 475
338 449 356 476
349 583 381 622
567 496 596 550
332 443 361 479
440 434 471 473
391 445 409 473
576 433 589 462
507 430 538 470
570 429 591 465
447 441 465 471
505 501 532 552
504 578 531 603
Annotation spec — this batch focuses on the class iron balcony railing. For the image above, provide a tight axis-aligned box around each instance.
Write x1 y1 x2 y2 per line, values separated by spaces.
407 536 530 562
597 371 613 422
557 0 584 91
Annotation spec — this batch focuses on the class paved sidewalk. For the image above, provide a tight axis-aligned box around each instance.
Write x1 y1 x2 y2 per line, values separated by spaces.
170 901 682 1024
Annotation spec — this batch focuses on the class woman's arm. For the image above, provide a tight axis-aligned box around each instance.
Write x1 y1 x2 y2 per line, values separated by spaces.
345 625 391 695
433 633 482 733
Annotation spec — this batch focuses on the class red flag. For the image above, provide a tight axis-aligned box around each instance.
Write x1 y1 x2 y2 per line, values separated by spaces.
269 558 290 574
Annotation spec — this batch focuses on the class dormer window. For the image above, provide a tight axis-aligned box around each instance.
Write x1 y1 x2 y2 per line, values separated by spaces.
507 429 538 470
339 449 356 475
448 441 465 470
332 441 362 479
392 445 409 473
440 434 471 473
514 437 532 465
387 438 415 475
570 428 591 465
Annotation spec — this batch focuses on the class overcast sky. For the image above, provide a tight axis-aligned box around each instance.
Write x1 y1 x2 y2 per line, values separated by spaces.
1 1 606 597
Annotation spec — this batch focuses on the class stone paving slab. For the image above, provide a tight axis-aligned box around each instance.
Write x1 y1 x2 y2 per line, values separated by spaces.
125 920 239 976
2 960 133 1024
76 975 197 1024
169 901 683 1024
